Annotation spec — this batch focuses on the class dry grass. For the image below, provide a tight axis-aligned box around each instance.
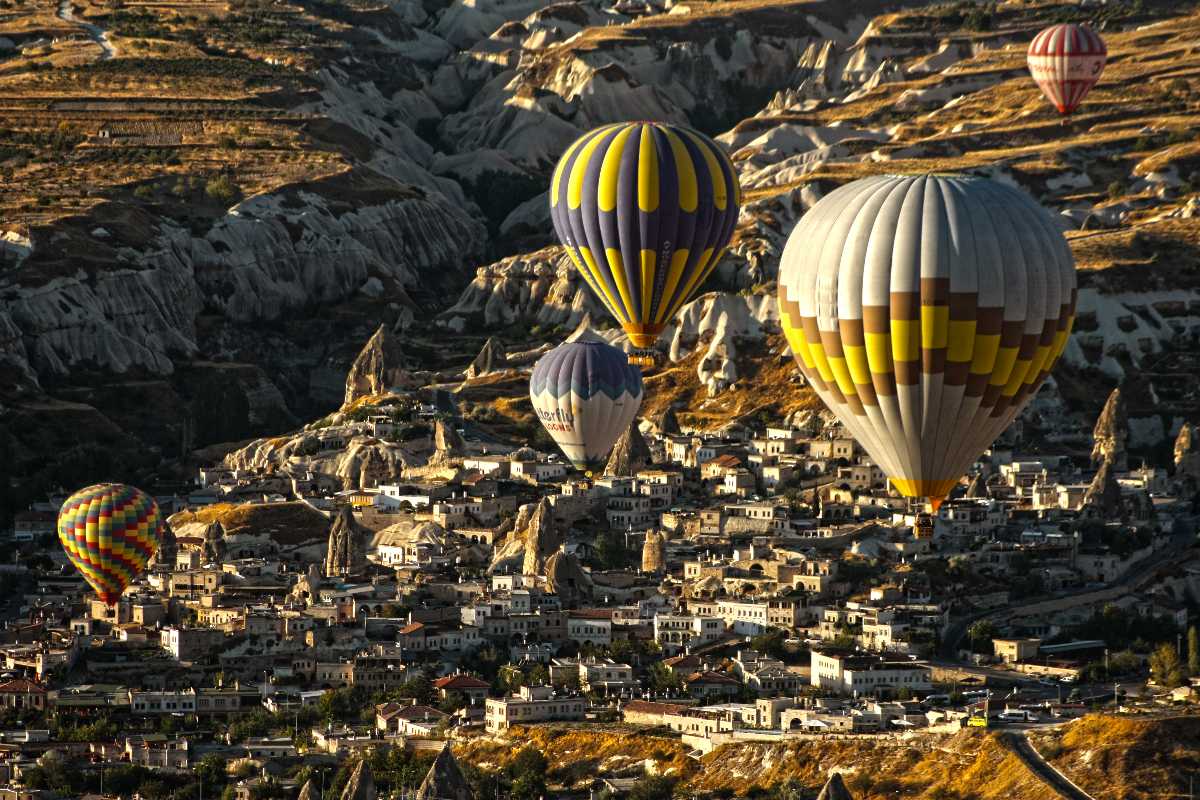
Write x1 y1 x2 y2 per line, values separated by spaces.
457 726 1065 800
1032 714 1200 800
168 500 330 544
457 725 695 789
641 332 822 429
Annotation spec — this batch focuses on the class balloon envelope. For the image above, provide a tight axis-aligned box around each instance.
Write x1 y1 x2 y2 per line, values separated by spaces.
1027 23 1106 115
549 121 741 350
778 174 1077 503
57 483 165 604
530 340 643 471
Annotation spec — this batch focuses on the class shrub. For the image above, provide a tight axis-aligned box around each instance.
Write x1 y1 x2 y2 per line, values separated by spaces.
1107 181 1123 200
205 175 241 204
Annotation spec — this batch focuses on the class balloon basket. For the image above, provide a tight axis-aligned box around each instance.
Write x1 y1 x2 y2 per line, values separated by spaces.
629 350 659 368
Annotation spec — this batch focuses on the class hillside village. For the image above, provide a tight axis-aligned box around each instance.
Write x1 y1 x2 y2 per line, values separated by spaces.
3 319 1199 800
2 0 1200 797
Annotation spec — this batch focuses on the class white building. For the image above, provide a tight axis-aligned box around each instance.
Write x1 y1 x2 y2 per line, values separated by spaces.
809 650 931 697
484 685 585 732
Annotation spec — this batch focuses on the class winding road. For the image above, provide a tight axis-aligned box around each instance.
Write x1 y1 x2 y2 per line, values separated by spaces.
940 527 1197 660
1000 730 1096 800
56 0 117 60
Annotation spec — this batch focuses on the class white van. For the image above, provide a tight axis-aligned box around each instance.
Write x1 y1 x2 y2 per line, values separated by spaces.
999 709 1036 722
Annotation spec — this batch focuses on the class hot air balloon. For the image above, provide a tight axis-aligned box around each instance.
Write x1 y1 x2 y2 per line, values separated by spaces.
529 340 643 472
1027 23 1106 116
57 483 165 604
549 121 741 363
778 174 1077 509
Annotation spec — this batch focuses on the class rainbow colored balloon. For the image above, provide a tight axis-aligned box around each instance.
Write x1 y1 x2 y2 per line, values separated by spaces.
57 483 165 604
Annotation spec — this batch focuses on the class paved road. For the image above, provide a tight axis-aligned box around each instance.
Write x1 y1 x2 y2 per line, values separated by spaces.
56 0 117 59
999 730 1095 800
940 529 1196 659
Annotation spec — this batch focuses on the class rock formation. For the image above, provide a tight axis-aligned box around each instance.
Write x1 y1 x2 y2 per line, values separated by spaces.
642 530 666 574
604 421 652 477
290 563 322 604
154 523 177 568
1175 422 1200 484
434 418 465 456
339 759 376 800
521 498 561 576
202 521 226 563
1083 458 1123 519
416 744 473 800
344 324 412 408
648 406 681 437
464 336 508 379
324 506 367 578
544 549 592 604
1091 388 1128 470
816 773 854 800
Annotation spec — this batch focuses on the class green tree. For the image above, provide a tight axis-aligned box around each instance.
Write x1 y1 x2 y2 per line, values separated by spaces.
966 620 997 654
628 775 675 800
750 628 788 660
1149 642 1185 688
1189 626 1200 676
507 747 547 800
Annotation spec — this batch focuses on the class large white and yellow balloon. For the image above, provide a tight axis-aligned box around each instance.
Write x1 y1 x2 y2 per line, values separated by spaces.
778 174 1077 508
530 340 643 472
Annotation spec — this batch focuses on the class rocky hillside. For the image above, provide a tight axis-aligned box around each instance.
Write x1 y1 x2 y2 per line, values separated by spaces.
451 719 1200 800
2 0 1200 516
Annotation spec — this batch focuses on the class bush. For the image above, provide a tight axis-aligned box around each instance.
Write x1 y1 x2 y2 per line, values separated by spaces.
1107 181 1124 199
205 175 241 204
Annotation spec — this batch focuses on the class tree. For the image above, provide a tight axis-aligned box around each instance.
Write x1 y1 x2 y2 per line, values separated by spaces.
966 620 997 654
1149 642 1185 688
507 747 547 800
628 775 675 800
750 628 787 660
1189 626 1199 677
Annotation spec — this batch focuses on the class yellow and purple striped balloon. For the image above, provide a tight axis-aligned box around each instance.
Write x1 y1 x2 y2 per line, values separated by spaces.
549 122 741 350
57 483 164 605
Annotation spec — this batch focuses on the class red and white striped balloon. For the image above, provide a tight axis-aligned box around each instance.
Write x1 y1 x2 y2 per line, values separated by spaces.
1027 23 1107 115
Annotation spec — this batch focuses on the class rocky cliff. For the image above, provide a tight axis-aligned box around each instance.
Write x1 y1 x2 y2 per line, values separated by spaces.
344 324 413 408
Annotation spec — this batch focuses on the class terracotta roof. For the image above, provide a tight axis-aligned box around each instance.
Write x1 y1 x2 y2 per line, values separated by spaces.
398 622 425 635
434 674 490 690
0 679 45 694
685 670 739 685
392 704 448 721
708 454 742 469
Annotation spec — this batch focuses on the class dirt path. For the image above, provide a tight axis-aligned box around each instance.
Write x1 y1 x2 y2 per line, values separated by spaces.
56 0 117 60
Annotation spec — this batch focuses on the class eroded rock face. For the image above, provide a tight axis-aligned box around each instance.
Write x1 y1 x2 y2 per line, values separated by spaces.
605 422 652 477
6 173 486 387
1175 423 1200 484
545 549 592 604
339 759 377 800
416 744 473 800
345 325 412 407
816 773 854 800
641 529 666 574
465 336 508 379
325 505 367 577
1091 388 1128 470
1083 458 1123 519
521 497 561 576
